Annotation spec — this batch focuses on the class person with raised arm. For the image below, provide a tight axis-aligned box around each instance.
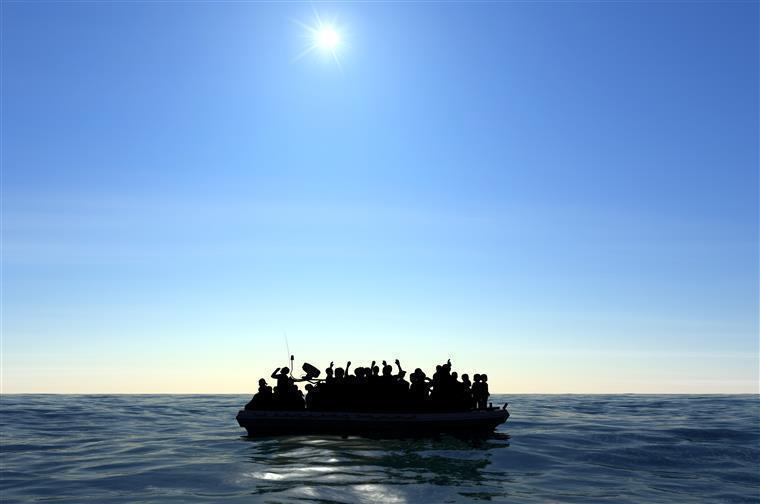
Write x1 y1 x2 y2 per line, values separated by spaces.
270 367 292 406
369 361 380 383
394 359 406 380
325 361 335 383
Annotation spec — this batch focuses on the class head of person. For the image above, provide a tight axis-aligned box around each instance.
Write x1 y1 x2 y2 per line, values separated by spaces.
474 373 482 382
462 373 470 383
382 365 392 376
482 374 488 382
335 367 344 379
326 368 333 377
258 378 267 387
451 372 458 381
305 384 313 392
280 367 289 376
372 365 380 376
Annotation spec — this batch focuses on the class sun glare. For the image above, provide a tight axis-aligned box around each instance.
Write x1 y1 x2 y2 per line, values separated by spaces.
316 27 341 50
294 12 347 67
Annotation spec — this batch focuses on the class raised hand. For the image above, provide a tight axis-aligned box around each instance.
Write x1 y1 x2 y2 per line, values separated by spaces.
395 359 400 365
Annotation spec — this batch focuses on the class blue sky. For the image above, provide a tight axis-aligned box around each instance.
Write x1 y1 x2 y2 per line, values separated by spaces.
2 1 757 393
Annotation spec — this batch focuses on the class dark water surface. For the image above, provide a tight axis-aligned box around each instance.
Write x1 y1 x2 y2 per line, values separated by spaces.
1 395 758 503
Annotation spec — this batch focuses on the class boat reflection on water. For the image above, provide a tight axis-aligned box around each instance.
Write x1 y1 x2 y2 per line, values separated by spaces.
238 433 512 502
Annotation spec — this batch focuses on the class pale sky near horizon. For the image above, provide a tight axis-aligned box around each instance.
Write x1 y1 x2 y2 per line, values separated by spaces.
2 1 758 394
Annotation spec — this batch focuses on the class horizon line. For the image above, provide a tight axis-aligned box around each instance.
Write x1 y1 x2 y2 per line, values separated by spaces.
2 392 758 396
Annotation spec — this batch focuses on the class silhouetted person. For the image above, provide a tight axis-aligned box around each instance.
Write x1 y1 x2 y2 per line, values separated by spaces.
432 365 442 388
381 361 393 380
431 360 453 405
410 368 430 404
461 373 473 409
355 367 367 384
344 361 354 383
334 367 345 382
461 373 472 392
245 378 273 410
394 359 406 380
451 372 463 393
472 373 485 409
481 373 490 408
271 367 293 406
289 382 305 409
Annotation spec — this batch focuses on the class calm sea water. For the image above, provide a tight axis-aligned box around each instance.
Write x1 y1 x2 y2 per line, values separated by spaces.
1 394 758 503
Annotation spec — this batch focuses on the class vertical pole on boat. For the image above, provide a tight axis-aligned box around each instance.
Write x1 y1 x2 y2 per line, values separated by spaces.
290 354 295 377
284 332 290 370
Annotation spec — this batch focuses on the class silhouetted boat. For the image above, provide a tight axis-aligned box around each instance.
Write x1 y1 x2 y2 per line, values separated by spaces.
236 406 509 437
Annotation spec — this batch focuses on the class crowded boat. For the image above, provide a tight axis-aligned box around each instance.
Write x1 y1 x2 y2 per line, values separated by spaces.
244 358 492 413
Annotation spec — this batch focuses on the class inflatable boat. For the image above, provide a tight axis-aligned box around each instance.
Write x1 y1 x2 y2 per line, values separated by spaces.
236 406 509 437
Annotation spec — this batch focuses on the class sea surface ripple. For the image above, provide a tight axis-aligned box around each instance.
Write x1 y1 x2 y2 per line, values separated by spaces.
1 394 758 503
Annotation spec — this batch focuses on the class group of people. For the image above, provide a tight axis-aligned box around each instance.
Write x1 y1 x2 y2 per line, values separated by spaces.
245 359 491 413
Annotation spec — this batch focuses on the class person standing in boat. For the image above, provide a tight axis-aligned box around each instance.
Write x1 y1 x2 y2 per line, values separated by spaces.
481 374 491 408
393 359 409 394
472 374 483 409
390 359 410 410
369 361 381 383
472 373 492 409
354 366 368 384
344 361 354 383
450 371 465 410
380 361 393 382
271 367 293 406
333 366 345 382
409 368 430 405
393 359 407 381
461 373 473 409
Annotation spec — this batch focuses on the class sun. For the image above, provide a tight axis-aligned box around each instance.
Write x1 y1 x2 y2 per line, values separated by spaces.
315 27 341 50
294 12 348 67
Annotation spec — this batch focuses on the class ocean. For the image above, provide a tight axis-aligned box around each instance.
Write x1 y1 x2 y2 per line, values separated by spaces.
1 394 758 503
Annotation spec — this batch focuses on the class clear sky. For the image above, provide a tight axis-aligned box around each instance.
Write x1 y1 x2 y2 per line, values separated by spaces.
2 1 757 393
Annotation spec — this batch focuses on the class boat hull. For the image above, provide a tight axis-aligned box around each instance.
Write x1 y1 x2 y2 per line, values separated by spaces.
236 408 509 437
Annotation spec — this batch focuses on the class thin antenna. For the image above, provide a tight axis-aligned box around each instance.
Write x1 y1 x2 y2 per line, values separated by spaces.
284 332 290 367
